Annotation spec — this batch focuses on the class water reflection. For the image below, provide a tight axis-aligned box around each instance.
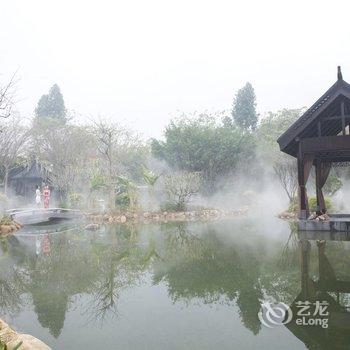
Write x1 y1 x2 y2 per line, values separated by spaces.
0 220 349 348
153 223 264 334
286 236 350 349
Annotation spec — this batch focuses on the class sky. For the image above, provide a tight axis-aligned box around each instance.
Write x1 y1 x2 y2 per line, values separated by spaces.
1 0 350 138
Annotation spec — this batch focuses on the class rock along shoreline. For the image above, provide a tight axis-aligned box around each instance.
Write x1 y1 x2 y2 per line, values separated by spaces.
85 208 249 226
0 318 50 350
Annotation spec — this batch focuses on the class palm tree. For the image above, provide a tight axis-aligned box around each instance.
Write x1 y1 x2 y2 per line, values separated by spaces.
141 165 160 210
116 176 138 210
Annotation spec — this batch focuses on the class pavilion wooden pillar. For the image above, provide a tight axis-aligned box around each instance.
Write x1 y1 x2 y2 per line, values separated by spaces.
297 156 308 220
315 159 322 214
297 141 314 219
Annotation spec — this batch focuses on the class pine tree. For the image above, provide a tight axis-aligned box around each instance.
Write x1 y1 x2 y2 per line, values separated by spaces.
232 82 258 131
35 84 66 121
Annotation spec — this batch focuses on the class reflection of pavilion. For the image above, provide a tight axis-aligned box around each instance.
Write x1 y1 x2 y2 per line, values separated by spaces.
285 237 350 348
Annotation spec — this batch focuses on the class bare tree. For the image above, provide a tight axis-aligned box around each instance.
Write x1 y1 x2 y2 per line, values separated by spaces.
92 120 124 186
164 171 202 211
273 157 298 203
92 118 144 208
32 118 94 203
0 73 17 119
0 117 29 193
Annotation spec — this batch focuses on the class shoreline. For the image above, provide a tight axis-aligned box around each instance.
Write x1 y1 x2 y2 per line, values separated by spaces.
0 220 22 238
85 208 249 226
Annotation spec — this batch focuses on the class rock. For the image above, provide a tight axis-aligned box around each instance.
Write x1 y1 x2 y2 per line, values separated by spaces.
278 211 296 220
125 212 134 219
0 319 51 350
0 225 12 236
318 214 330 221
85 223 100 231
7 334 51 350
86 207 250 225
308 212 317 220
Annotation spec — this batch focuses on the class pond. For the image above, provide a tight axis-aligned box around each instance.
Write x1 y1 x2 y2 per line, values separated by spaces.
0 217 349 349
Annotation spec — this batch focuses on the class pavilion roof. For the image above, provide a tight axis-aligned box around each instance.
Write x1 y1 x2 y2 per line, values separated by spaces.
277 67 350 157
11 162 50 180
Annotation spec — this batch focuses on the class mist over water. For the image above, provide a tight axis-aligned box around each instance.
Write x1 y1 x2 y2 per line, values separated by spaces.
3 216 349 349
0 219 298 349
1 2 350 349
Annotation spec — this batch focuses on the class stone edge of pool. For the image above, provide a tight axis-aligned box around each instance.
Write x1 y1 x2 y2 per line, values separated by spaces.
0 318 51 350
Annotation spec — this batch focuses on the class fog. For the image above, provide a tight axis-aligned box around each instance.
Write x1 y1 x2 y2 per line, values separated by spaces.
1 0 350 137
1 1 350 218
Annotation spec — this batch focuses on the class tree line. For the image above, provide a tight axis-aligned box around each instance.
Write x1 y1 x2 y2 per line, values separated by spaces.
1 76 339 212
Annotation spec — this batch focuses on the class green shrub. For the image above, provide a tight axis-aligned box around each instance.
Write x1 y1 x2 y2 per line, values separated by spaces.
59 201 69 209
160 201 185 212
308 196 333 212
0 215 13 225
115 192 131 210
90 173 107 191
288 199 298 213
115 176 138 210
69 192 83 209
287 196 333 213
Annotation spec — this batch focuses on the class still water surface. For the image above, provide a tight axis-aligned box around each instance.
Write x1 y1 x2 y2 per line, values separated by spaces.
0 217 349 349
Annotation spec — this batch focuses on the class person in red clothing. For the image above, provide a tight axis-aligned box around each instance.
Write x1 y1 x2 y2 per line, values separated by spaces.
43 185 51 209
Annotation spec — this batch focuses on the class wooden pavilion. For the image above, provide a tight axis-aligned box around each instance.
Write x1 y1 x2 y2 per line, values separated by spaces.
278 67 350 220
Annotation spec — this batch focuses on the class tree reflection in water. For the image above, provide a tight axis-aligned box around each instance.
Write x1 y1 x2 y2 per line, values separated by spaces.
0 236 26 318
152 222 266 334
2 220 350 344
85 224 159 324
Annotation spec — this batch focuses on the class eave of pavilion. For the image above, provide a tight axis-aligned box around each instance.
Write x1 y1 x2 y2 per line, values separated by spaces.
299 134 350 163
278 67 350 158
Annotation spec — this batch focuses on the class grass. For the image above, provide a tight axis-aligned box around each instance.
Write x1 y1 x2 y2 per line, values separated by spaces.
0 340 23 349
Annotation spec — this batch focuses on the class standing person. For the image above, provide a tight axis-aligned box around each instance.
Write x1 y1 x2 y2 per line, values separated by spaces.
35 185 41 207
43 185 51 209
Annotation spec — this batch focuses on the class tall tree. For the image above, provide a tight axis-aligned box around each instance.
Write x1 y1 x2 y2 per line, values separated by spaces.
257 108 304 204
232 82 258 131
35 84 66 121
257 108 304 164
151 113 256 192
